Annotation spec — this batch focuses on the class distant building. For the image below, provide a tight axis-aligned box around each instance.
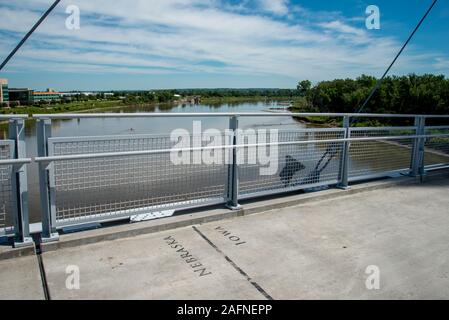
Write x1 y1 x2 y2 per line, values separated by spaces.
59 92 81 97
9 88 34 105
185 96 201 104
3 83 64 105
0 79 9 104
33 88 61 102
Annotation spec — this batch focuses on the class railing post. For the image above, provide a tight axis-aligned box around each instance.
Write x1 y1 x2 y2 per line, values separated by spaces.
411 116 426 178
226 115 241 210
37 119 59 242
9 119 33 247
337 116 351 189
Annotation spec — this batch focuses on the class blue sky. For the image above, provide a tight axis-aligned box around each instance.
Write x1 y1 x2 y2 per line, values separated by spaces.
0 0 448 90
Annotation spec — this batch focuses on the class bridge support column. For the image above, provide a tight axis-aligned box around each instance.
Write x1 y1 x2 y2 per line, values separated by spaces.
410 116 426 179
9 119 33 247
337 116 350 190
226 116 241 210
37 119 59 243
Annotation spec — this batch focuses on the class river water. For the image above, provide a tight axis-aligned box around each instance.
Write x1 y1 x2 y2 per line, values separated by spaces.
8 101 306 223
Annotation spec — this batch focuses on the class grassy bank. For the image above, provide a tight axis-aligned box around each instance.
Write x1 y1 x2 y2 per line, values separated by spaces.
291 113 393 128
0 100 126 116
289 103 342 127
289 103 406 128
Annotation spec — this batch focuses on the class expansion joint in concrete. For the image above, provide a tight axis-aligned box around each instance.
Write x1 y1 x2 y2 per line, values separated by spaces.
192 226 274 300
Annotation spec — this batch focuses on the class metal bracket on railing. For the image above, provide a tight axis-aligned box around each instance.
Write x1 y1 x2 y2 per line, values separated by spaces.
37 119 59 243
337 116 351 190
226 115 241 210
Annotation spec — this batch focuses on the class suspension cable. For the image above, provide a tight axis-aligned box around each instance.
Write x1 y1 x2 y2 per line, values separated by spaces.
356 0 439 115
0 0 62 71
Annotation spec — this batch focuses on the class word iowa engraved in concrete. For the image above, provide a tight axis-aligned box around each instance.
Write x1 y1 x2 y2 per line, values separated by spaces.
215 226 247 246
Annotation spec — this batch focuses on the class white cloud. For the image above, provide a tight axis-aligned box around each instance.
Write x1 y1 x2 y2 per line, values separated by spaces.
434 57 449 71
319 20 365 36
0 0 446 86
258 0 289 16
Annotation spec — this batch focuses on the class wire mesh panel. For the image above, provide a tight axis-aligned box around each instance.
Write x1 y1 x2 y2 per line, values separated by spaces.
40 118 449 230
48 134 229 226
238 129 345 198
0 140 14 235
349 127 415 180
424 126 449 169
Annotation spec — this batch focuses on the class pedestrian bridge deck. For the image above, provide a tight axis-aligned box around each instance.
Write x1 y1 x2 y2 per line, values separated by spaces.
1 172 449 300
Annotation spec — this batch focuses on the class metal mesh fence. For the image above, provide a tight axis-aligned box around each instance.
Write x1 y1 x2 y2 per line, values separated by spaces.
424 127 449 168
43 124 449 227
238 129 345 197
49 134 229 225
349 128 415 179
0 142 13 232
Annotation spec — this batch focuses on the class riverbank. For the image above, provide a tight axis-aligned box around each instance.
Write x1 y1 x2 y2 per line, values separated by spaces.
290 113 413 128
0 100 126 116
289 104 406 128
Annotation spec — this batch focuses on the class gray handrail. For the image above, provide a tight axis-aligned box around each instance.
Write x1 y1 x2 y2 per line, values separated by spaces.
33 133 449 163
32 112 449 119
0 115 29 119
0 158 32 166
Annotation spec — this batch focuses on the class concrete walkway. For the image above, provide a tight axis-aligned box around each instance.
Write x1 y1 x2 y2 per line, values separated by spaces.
2 174 449 299
0 255 44 300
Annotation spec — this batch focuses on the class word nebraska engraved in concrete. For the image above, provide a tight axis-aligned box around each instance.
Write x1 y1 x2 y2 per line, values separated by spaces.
164 235 212 277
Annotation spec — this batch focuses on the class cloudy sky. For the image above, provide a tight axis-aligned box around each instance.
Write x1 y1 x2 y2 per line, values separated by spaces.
0 0 448 90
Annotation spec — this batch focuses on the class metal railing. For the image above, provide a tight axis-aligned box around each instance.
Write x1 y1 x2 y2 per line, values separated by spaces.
0 115 32 247
30 112 449 242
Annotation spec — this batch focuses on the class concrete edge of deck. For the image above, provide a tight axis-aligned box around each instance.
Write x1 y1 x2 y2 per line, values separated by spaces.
0 242 36 260
38 172 447 254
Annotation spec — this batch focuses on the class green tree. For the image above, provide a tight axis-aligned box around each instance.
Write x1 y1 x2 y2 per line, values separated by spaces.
297 80 312 97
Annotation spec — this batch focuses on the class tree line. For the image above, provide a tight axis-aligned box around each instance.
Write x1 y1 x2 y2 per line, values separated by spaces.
98 89 298 104
295 74 449 115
